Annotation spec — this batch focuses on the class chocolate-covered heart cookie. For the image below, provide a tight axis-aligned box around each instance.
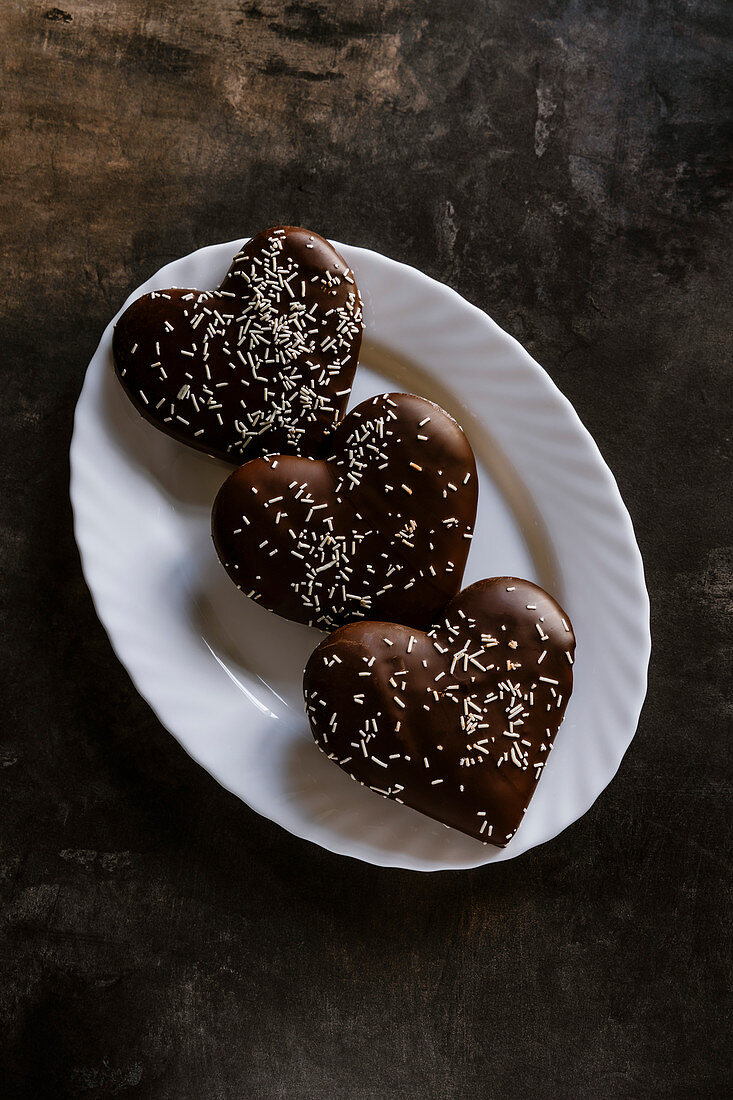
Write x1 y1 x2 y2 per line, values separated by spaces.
212 393 478 631
304 578 575 845
113 226 363 462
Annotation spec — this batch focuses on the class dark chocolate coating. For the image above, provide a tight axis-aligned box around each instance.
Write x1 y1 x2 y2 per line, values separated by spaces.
112 226 363 463
303 578 575 846
212 392 478 631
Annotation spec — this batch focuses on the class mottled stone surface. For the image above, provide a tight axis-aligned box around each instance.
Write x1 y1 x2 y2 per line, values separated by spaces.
1 2 730 1097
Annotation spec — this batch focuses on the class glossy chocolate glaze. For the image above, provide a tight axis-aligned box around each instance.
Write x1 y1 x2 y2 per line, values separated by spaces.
212 392 478 631
112 226 363 463
303 578 575 846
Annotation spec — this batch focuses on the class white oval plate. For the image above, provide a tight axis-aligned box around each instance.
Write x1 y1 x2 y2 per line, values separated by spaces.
71 239 650 871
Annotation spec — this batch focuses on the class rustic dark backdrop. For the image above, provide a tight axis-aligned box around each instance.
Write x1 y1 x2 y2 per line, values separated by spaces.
2 2 731 1097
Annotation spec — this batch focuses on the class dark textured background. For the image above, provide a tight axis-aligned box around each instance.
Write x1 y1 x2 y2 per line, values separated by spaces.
2 2 731 1097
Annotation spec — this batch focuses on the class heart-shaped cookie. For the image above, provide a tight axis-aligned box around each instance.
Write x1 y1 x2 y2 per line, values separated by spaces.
212 393 478 631
113 226 363 463
303 577 575 845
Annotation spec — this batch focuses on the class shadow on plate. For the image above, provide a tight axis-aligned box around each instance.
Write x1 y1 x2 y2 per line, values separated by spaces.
185 541 319 712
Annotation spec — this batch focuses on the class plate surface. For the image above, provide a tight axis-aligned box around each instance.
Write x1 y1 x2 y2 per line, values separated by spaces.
70 239 650 870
